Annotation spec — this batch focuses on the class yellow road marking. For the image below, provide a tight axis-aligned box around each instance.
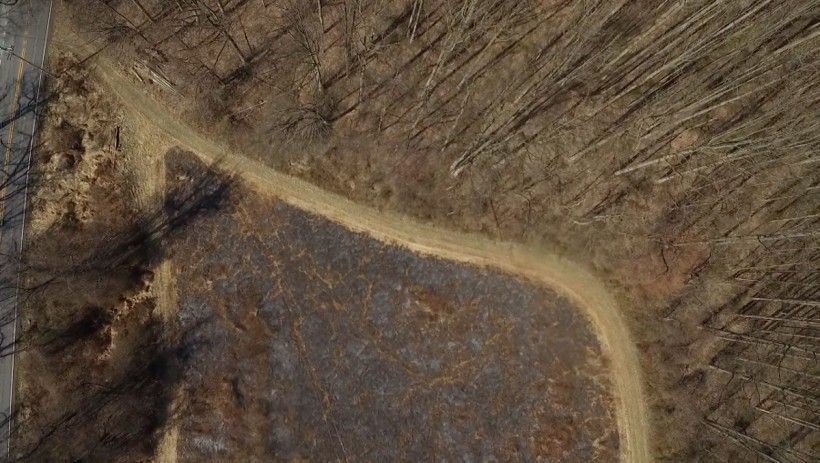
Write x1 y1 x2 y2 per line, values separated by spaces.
1 39 29 240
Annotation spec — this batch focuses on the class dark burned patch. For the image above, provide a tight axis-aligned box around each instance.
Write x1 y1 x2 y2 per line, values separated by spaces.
169 155 619 462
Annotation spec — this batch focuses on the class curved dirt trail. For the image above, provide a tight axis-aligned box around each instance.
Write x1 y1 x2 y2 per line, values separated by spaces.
93 61 650 463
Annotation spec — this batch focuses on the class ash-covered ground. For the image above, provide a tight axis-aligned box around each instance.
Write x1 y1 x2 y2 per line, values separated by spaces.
169 153 617 462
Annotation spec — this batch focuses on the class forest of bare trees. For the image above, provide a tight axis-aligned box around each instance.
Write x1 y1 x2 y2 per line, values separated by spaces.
54 0 820 461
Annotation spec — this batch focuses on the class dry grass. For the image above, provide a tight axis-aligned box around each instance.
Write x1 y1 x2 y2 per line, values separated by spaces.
14 51 169 461
13 52 231 462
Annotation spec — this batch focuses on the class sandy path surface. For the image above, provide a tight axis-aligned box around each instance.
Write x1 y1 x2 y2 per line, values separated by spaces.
88 57 651 463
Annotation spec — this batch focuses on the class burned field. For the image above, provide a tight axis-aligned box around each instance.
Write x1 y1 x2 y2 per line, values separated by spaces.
167 153 617 461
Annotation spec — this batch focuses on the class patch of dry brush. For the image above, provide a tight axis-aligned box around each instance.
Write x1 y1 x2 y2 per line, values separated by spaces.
12 54 232 462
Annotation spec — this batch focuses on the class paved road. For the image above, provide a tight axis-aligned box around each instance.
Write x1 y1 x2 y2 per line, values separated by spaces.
0 0 53 456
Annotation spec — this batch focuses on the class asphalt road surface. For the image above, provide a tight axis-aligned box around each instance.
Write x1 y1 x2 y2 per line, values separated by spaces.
0 0 53 456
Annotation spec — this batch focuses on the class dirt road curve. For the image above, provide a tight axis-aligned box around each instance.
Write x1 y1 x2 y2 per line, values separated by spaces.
93 58 651 463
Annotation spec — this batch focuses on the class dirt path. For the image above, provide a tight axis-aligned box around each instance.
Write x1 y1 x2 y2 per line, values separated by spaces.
89 58 651 463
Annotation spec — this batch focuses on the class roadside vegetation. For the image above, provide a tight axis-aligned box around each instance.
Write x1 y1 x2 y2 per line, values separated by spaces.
7 52 232 461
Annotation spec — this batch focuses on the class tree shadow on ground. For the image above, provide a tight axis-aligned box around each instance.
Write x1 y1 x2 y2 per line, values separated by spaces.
3 158 234 462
